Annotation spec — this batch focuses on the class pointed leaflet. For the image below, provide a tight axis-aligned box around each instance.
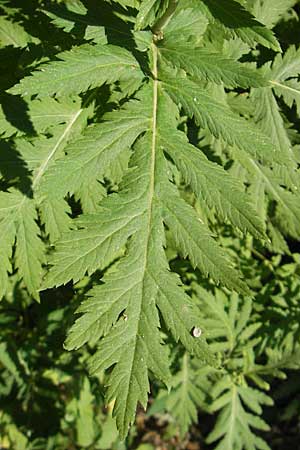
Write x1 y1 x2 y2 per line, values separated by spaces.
200 0 281 51
14 102 90 185
85 212 172 438
0 214 16 299
0 16 37 47
110 0 137 6
74 180 106 214
0 97 82 138
269 46 300 116
162 6 208 41
158 43 267 88
273 79 300 117
270 45 300 81
14 198 45 299
250 0 298 28
160 128 266 240
10 43 143 97
42 165 145 288
0 100 89 298
39 198 72 243
234 149 300 239
19 106 89 241
39 94 151 199
0 192 44 300
161 67 277 165
251 87 298 174
160 183 250 295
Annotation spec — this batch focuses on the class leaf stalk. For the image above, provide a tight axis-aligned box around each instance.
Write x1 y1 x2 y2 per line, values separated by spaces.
152 0 178 36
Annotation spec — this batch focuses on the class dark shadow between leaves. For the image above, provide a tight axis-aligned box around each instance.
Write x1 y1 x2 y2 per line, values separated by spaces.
1 93 36 137
0 45 24 91
0 140 33 197
43 0 149 71
43 0 134 46
3 0 76 46
201 0 262 28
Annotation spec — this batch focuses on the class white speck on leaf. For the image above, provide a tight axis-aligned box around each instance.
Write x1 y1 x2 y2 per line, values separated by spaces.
192 327 202 337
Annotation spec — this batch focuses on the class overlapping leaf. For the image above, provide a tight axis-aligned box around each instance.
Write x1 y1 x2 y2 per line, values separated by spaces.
0 101 89 298
161 67 277 164
200 0 281 51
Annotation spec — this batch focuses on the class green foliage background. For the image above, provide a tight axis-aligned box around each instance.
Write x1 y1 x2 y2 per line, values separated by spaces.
0 0 300 448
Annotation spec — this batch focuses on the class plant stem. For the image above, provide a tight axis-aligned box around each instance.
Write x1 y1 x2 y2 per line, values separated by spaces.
152 0 178 35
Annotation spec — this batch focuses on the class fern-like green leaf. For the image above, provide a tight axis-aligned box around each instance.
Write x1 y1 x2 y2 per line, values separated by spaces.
0 16 37 47
166 353 210 436
0 192 44 300
39 95 151 198
250 0 298 28
270 46 300 116
10 44 143 97
160 129 266 239
161 68 277 164
158 44 267 88
60 130 215 437
2 1 298 442
162 5 208 41
207 382 272 450
0 99 89 298
0 97 83 138
201 0 281 51
161 183 250 294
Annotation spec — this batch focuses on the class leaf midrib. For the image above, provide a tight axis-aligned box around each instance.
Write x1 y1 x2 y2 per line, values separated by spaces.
270 79 300 96
120 41 160 435
32 107 83 189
